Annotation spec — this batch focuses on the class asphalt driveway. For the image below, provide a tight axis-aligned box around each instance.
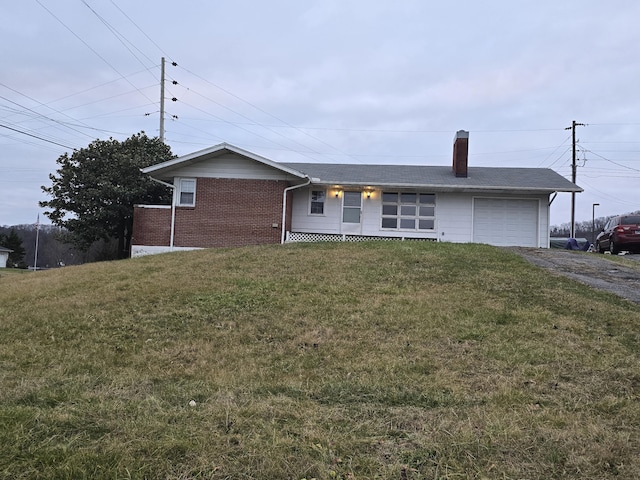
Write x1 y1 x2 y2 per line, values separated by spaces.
507 247 640 304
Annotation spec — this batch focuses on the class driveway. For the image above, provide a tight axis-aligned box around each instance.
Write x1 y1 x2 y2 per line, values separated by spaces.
507 248 640 305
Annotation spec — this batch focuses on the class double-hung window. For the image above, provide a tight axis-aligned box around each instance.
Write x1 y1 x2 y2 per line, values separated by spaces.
177 178 196 207
309 190 325 215
381 192 435 230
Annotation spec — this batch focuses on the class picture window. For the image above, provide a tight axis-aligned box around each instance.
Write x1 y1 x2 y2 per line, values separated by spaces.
381 191 436 231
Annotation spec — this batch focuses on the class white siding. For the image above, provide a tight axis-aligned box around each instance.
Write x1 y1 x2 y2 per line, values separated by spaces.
290 188 341 233
289 188 551 247
163 153 298 181
291 188 442 240
435 193 473 243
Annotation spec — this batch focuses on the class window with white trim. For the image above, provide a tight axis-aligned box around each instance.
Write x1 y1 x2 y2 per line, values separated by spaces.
177 178 196 206
381 192 435 230
309 190 325 215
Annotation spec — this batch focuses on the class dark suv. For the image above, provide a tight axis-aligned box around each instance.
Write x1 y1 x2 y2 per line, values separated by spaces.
596 214 640 254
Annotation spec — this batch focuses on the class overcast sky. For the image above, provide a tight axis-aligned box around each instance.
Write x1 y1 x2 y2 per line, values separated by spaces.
1 1 639 229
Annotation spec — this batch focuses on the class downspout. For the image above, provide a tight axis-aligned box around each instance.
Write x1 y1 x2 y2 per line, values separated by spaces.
281 176 311 244
546 192 559 249
149 176 176 251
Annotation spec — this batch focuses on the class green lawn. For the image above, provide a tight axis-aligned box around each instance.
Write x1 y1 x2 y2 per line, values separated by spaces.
1 241 638 479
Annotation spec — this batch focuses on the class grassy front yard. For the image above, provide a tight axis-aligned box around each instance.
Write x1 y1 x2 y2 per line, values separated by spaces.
1 241 638 479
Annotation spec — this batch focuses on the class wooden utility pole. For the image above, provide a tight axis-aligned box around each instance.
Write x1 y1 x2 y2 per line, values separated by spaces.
160 57 166 143
565 120 585 238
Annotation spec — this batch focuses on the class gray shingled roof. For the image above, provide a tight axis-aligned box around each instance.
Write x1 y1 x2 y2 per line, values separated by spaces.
142 143 582 194
280 163 582 193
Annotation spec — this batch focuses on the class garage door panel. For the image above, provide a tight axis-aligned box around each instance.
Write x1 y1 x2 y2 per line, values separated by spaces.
473 199 538 247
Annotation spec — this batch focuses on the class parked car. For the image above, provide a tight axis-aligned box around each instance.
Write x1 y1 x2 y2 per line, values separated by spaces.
595 214 640 254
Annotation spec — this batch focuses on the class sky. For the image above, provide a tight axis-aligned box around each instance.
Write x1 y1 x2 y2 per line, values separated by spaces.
1 1 639 229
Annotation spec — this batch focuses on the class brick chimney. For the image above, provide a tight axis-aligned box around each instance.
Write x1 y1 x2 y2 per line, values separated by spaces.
452 130 469 178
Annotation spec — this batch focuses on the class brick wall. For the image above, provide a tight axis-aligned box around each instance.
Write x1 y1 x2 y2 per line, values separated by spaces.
131 206 171 246
134 178 291 249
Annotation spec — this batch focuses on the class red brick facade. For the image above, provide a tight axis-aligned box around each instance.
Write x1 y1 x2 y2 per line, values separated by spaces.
131 206 171 246
132 178 291 249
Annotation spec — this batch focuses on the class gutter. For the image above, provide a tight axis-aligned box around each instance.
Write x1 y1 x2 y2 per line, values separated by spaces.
148 176 176 251
306 181 582 194
281 176 312 244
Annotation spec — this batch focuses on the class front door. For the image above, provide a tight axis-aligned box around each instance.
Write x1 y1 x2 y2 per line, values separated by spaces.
341 191 362 235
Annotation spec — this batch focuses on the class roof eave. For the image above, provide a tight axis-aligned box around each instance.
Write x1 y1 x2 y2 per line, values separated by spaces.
309 180 583 194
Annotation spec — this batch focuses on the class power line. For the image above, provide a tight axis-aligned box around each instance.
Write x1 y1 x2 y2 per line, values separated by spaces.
81 0 156 69
582 148 640 172
0 92 95 140
110 0 173 63
106 2 565 162
35 0 156 107
0 123 75 149
176 98 323 160
578 177 640 208
43 67 155 107
0 82 149 142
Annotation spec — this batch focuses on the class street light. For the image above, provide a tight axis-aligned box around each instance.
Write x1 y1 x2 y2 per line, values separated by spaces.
592 203 600 246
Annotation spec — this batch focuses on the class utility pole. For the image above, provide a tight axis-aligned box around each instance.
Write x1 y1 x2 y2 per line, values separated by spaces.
33 213 40 271
159 57 166 143
565 120 585 238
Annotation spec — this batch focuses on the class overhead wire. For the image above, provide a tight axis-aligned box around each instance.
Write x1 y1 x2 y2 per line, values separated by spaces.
0 92 95 141
0 69 160 143
179 89 328 158
536 135 571 168
101 2 580 164
577 177 640 208
580 148 640 172
102 0 366 161
1 10 166 188
176 66 368 163
0 123 76 149
14 2 640 170
175 98 324 159
110 0 174 63
80 0 157 76
35 0 156 107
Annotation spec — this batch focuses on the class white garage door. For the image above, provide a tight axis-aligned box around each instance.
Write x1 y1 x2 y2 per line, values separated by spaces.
473 198 539 247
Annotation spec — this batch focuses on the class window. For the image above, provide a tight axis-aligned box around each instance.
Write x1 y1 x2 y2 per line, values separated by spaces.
343 191 361 223
309 190 325 215
178 178 196 206
381 192 435 230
